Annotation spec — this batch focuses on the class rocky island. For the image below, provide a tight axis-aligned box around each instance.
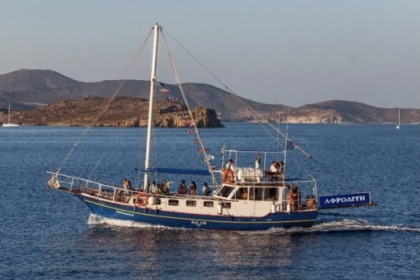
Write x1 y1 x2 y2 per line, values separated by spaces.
7 97 222 128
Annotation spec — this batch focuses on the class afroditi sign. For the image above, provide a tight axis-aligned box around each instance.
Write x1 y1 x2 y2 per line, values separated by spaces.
319 192 371 209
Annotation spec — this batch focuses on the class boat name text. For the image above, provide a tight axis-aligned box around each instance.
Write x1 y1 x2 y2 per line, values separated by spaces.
116 210 134 217
191 220 207 227
324 196 366 204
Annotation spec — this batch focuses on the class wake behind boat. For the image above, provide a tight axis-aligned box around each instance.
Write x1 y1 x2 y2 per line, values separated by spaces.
48 23 374 230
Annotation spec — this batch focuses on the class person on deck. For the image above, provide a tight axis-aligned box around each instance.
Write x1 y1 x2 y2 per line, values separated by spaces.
279 161 284 174
188 181 197 195
202 182 212 196
150 181 159 194
293 186 301 210
225 159 236 172
287 185 294 211
240 188 248 200
305 195 316 209
122 179 132 193
178 180 187 195
269 161 281 181
270 161 279 173
160 179 169 194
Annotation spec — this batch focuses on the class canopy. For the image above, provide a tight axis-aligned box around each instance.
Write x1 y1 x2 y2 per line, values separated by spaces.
146 167 211 176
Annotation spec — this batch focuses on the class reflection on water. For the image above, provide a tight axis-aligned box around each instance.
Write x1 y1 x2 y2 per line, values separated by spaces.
75 223 301 279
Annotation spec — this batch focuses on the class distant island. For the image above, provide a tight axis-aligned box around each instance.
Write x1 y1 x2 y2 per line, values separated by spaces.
11 97 222 127
1 69 420 126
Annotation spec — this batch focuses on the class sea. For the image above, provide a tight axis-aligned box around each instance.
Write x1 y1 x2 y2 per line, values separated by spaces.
0 123 419 280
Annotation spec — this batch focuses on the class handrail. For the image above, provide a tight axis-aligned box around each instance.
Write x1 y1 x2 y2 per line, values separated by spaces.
47 171 133 199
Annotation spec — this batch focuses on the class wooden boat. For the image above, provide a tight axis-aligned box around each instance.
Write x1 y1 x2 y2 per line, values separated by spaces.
48 23 373 230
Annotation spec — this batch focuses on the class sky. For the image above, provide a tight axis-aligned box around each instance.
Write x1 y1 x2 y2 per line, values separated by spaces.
1 0 419 108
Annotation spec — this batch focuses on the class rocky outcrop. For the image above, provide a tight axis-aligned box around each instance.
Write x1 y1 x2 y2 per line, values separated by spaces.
284 109 343 124
153 107 220 128
9 97 222 127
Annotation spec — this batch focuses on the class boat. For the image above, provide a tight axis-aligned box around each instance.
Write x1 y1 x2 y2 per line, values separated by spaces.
396 108 400 129
48 23 374 230
2 102 19 127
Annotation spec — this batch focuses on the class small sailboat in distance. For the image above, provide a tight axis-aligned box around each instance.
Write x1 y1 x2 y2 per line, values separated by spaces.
396 108 400 129
2 102 19 127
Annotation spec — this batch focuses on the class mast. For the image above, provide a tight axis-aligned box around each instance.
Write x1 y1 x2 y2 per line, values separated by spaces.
283 125 288 178
143 23 160 189
7 102 11 123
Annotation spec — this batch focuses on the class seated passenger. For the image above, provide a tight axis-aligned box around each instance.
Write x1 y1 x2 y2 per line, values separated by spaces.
269 161 279 173
178 180 187 195
160 179 170 194
305 195 316 209
202 182 212 195
188 181 197 195
240 188 248 200
150 181 159 194
269 161 280 182
122 178 132 191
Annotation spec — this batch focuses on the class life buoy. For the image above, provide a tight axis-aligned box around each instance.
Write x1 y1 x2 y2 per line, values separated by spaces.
136 192 149 207
223 169 234 184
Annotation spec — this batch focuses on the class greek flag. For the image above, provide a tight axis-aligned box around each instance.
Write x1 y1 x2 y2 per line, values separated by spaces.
286 140 295 149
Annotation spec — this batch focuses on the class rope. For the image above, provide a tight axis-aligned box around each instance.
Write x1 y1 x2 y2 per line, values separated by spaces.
165 27 315 162
161 30 216 184
54 28 154 176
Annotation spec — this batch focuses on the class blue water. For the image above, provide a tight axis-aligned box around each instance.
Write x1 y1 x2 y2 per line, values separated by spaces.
1 123 419 279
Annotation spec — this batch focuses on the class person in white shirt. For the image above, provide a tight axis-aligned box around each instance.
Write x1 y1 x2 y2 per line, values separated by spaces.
202 182 212 195
225 159 236 172
150 181 159 194
269 161 279 173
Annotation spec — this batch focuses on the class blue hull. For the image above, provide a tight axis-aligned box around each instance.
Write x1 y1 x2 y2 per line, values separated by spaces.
76 194 318 230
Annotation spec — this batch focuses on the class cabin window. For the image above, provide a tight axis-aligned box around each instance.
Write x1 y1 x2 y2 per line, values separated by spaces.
219 186 234 198
222 202 231 209
249 188 263 201
265 188 278 201
203 201 214 207
186 200 196 207
236 187 249 200
168 199 179 206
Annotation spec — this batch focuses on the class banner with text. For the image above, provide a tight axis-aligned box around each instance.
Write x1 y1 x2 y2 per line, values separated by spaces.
319 192 371 209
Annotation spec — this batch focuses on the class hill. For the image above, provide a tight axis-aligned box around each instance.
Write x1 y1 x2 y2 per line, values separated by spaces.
1 69 419 125
285 101 420 124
